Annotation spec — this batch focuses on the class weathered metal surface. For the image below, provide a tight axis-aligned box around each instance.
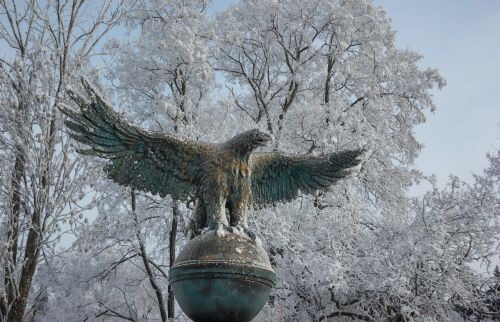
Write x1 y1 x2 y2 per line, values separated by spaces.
64 77 369 239
64 77 370 320
169 232 276 322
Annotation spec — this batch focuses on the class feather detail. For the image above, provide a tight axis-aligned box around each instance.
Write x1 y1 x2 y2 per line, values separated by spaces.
250 148 369 207
63 77 214 200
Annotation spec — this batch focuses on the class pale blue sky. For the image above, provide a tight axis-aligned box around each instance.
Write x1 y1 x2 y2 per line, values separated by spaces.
375 0 500 187
211 0 500 189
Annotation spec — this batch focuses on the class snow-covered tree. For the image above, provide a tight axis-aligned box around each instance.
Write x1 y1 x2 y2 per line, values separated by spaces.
40 1 218 320
212 0 448 320
412 152 500 321
36 187 181 321
7 0 498 321
106 0 213 135
0 1 122 321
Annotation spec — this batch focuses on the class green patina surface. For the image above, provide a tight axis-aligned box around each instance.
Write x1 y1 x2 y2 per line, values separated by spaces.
171 272 273 322
169 232 276 322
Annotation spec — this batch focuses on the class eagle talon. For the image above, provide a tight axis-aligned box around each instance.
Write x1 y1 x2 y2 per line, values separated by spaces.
213 223 240 237
215 224 226 237
242 227 257 241
200 224 228 237
228 226 241 234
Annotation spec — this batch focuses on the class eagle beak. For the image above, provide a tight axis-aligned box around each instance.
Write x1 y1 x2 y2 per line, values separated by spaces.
265 134 273 146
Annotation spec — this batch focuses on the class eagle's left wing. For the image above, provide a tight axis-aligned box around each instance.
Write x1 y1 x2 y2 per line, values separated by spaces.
62 77 213 200
249 148 370 207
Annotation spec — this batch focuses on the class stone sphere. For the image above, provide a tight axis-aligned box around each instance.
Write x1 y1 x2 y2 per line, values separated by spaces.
169 231 276 322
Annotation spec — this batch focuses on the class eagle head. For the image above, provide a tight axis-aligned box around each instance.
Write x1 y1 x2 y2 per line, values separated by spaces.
224 129 273 156
245 129 273 148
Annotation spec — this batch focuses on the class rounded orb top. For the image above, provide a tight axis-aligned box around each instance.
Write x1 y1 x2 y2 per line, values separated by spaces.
173 231 273 271
169 231 276 322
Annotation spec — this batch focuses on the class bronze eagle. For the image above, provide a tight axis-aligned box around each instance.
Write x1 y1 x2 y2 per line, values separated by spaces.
62 77 370 239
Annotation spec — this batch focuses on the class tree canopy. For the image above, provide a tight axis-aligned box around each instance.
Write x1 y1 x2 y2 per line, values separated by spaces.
0 0 498 321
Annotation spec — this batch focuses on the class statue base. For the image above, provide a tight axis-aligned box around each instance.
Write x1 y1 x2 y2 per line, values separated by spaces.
169 231 276 322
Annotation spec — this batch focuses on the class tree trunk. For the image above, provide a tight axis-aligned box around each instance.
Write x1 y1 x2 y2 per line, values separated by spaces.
7 207 41 322
167 202 180 319
4 151 24 308
3 96 27 322
277 79 298 132
7 101 59 322
324 56 335 124
132 191 168 322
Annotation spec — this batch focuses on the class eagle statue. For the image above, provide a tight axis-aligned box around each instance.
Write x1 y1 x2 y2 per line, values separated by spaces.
62 77 370 240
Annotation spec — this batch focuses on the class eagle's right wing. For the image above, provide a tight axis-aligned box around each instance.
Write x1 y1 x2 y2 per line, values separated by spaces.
250 149 369 207
62 77 212 200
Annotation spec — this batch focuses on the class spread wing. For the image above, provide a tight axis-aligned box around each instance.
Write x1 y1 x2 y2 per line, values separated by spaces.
250 148 370 207
62 77 212 200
